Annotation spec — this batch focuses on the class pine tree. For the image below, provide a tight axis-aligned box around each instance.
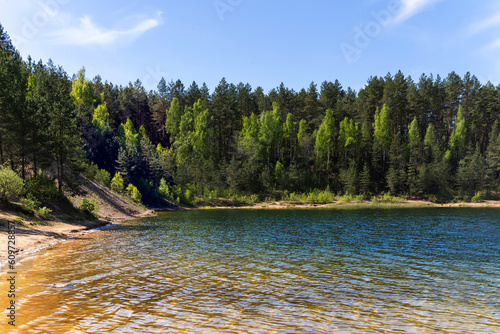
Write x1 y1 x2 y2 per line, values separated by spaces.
486 121 500 187
360 163 371 195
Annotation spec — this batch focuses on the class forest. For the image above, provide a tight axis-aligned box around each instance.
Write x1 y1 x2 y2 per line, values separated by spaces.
1 23 500 207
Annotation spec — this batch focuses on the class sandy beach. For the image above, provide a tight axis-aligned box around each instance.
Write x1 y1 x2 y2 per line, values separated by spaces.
0 180 155 268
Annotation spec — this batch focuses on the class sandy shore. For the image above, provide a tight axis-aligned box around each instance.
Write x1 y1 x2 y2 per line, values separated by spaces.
195 199 500 210
0 179 156 268
0 213 154 269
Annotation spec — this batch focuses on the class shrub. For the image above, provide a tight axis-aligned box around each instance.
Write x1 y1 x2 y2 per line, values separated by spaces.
95 169 111 188
471 191 482 203
23 174 59 200
0 166 24 203
20 194 41 213
184 189 194 203
126 184 142 203
37 206 52 219
78 194 100 216
158 178 174 202
131 187 142 203
110 172 124 193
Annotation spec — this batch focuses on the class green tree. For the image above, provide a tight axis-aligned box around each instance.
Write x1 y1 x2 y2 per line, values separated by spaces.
46 62 85 193
0 25 29 176
407 117 422 196
0 166 23 203
341 161 358 195
92 102 110 135
386 133 407 195
486 121 500 186
408 117 421 165
126 183 142 203
449 107 468 163
239 112 261 160
165 97 182 144
314 109 336 170
360 163 371 195
259 102 284 169
284 113 298 163
373 104 391 174
456 146 489 193
111 172 124 193
338 117 360 165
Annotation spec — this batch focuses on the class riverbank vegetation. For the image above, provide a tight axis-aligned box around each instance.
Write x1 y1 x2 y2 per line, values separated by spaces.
1 23 499 210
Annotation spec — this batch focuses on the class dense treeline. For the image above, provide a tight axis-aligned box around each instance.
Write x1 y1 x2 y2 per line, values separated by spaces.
1 23 500 205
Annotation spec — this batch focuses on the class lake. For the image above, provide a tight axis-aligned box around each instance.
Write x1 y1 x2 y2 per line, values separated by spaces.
1 208 499 333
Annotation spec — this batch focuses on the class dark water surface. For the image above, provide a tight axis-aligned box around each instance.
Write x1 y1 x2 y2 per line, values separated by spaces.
1 208 499 333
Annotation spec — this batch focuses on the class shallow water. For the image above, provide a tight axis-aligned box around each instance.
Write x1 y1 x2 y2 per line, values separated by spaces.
1 208 499 333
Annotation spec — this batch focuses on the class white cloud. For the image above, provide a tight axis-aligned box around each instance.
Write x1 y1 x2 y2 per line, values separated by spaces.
393 0 444 24
49 11 162 46
484 38 500 50
469 12 500 36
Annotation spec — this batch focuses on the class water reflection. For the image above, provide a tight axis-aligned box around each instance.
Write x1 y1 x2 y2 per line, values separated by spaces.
1 208 499 333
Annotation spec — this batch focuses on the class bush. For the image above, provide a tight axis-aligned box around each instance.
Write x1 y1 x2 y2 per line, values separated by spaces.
20 194 42 213
0 166 24 203
184 189 194 203
37 206 52 219
78 194 100 216
126 184 142 203
471 191 483 203
110 172 124 193
24 174 59 200
371 192 407 203
95 169 111 188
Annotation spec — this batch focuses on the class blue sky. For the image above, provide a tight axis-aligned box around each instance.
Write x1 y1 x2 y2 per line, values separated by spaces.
0 0 498 93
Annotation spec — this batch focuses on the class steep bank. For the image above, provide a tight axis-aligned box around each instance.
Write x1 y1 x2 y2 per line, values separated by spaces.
0 180 157 267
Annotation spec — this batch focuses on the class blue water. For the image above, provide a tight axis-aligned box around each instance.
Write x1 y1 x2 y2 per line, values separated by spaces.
3 208 499 333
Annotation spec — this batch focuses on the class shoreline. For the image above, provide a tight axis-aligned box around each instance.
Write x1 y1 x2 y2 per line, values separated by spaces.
0 213 154 270
2 199 499 268
187 199 500 210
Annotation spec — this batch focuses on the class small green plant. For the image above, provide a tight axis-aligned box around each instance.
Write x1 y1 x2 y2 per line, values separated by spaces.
428 194 438 203
20 194 42 213
354 194 365 202
78 194 100 217
30 220 45 226
371 192 406 204
37 206 52 219
338 194 354 203
249 194 259 204
0 166 24 203
471 191 482 203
